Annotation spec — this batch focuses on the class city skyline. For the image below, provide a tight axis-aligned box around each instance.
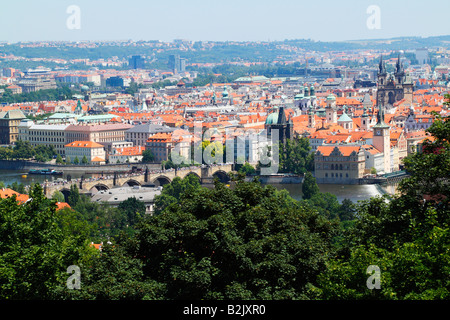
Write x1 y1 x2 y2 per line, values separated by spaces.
1 0 449 43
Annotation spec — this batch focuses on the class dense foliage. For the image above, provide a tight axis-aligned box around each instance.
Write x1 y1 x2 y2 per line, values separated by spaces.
0 140 57 162
278 137 315 175
0 85 75 104
312 115 450 299
0 185 96 299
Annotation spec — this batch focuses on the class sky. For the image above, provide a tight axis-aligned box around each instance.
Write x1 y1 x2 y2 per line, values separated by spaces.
0 0 449 43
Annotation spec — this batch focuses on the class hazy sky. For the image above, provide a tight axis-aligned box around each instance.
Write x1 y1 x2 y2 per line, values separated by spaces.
1 0 449 43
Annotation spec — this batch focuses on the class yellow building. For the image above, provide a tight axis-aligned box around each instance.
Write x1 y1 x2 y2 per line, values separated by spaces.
314 145 366 184
0 109 26 145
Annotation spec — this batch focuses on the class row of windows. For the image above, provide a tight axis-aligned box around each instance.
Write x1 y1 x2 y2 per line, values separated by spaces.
317 164 358 170
324 164 349 170
317 157 359 162
127 132 149 138
22 131 65 136
67 133 89 138
325 173 349 178
28 137 65 142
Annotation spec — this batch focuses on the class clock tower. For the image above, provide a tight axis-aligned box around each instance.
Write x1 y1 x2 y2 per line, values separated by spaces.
372 104 391 174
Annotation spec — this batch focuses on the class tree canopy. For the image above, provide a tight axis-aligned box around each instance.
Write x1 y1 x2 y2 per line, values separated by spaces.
0 184 95 299
278 137 314 175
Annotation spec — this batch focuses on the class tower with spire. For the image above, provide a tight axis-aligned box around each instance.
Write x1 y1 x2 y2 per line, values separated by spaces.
376 52 413 107
265 105 294 144
74 99 83 115
361 106 371 131
308 104 315 129
325 93 337 124
372 104 391 174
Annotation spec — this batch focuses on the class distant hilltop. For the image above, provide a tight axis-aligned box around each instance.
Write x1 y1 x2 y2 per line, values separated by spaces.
1 34 450 50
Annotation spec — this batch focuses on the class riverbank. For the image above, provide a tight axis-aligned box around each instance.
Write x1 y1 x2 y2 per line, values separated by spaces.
245 174 303 184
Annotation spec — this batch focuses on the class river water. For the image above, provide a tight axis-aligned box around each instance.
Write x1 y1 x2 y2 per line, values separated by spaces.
0 169 94 187
270 183 390 203
0 169 395 204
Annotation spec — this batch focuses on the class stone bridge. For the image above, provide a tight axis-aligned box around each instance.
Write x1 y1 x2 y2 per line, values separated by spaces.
44 164 234 197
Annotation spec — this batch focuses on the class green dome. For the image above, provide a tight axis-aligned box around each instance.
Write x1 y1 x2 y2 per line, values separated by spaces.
222 86 229 98
265 111 279 125
326 94 336 101
338 112 352 122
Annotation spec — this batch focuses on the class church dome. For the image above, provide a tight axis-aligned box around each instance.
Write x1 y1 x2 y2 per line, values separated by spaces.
222 86 229 98
326 94 336 101
265 111 279 125
338 112 352 123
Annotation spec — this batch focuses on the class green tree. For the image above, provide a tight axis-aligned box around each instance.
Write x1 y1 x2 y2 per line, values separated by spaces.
52 190 65 203
153 174 201 215
0 146 14 160
303 192 341 220
56 241 165 300
0 184 95 299
118 197 146 227
81 155 88 165
72 194 128 242
8 181 26 194
142 149 155 163
278 137 314 175
314 114 450 300
337 198 356 222
237 162 256 176
56 154 64 165
34 145 57 162
67 184 80 207
134 178 338 299
12 140 35 159
73 156 79 165
65 156 71 164
301 172 320 200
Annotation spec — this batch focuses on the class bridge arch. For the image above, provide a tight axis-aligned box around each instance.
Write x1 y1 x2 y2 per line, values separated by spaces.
184 171 201 182
212 170 230 183
152 175 172 187
89 183 110 194
60 188 71 203
122 179 141 187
